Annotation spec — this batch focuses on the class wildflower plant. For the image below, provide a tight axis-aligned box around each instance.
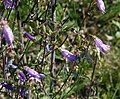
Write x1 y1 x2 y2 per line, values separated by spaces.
0 0 119 98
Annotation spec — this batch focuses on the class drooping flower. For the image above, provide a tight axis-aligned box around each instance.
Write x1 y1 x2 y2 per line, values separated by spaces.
94 37 110 53
43 42 51 53
24 66 45 82
1 21 14 45
17 70 26 80
97 0 105 14
61 49 78 63
1 82 14 90
24 32 34 40
4 0 16 10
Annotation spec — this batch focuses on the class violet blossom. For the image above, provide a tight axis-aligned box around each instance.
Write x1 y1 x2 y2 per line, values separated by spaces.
24 32 34 40
4 0 16 10
17 70 26 80
94 37 110 53
1 82 14 90
24 66 45 82
97 0 105 14
61 49 78 63
1 21 14 45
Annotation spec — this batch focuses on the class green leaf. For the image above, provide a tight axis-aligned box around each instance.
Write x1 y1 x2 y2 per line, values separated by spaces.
112 20 120 29
115 31 120 38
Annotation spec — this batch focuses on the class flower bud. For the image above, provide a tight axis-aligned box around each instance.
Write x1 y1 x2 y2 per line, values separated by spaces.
97 0 105 14
24 32 34 40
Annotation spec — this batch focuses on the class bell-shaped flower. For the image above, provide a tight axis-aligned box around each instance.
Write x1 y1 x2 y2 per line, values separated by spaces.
24 66 45 82
97 0 105 14
61 49 78 63
94 37 110 53
4 0 16 10
1 82 14 90
24 32 34 40
17 69 26 80
1 21 14 45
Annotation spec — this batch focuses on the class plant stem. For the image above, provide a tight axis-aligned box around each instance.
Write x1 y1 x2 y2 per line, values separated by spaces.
91 54 98 82
50 0 57 95
27 87 31 99
17 11 26 64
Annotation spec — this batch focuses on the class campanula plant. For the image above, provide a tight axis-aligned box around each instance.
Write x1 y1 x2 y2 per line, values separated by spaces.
0 0 119 98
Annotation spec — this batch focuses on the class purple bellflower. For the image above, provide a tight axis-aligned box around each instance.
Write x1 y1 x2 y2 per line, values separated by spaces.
1 21 14 45
61 49 78 63
1 82 14 90
24 32 34 40
17 70 26 80
94 37 110 53
24 66 45 82
97 0 105 14
4 0 16 10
